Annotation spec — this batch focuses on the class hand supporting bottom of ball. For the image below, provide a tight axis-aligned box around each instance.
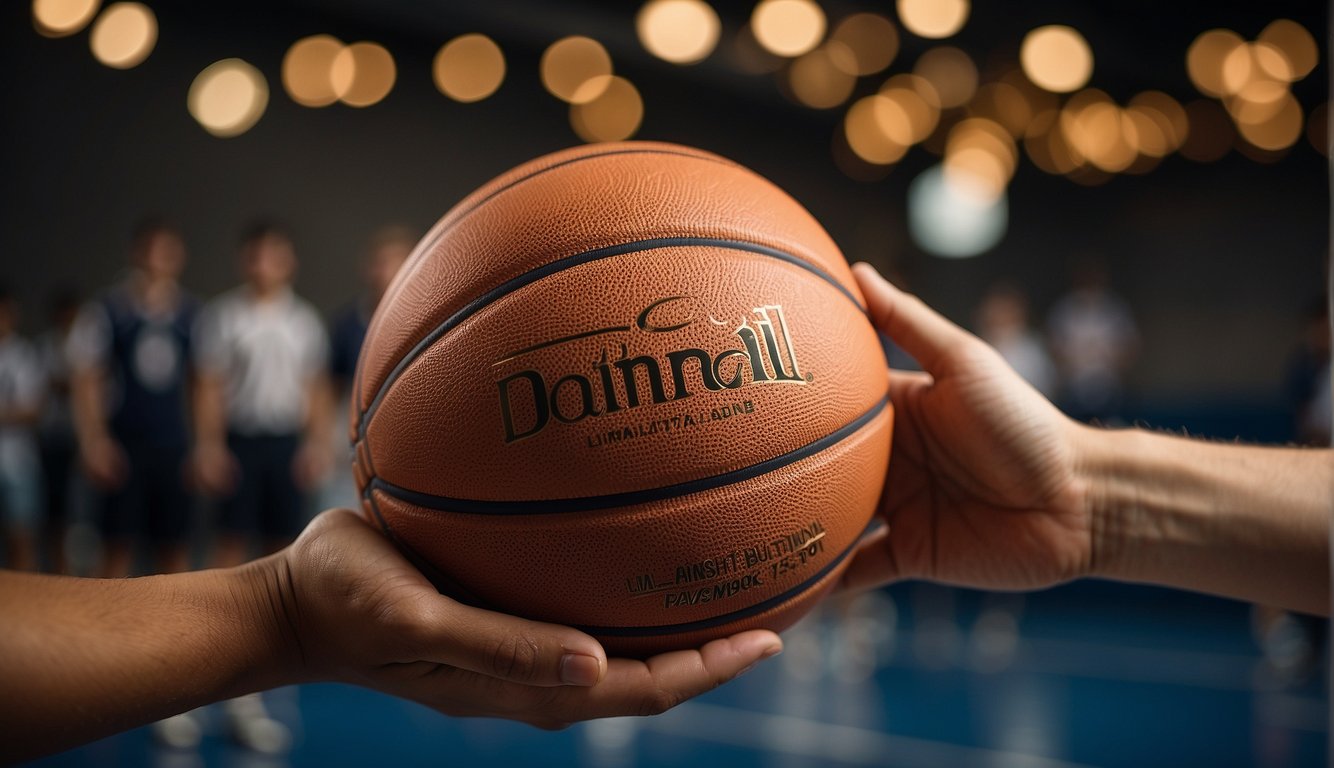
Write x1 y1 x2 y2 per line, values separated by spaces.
253 508 785 730
0 509 783 762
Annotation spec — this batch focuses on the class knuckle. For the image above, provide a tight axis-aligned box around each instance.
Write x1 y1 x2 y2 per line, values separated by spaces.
487 633 543 682
378 595 431 636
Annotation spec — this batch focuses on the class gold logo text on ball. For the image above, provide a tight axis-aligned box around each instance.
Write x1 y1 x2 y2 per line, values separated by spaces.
495 297 808 442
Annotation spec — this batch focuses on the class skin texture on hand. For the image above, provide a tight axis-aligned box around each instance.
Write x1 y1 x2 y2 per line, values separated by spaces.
265 509 785 730
1 510 781 762
843 263 1331 615
842 263 1095 592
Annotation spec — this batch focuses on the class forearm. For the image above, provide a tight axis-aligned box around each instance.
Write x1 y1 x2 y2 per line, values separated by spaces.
304 375 334 445
192 375 228 448
70 371 109 446
0 560 298 762
1083 426 1332 615
0 405 39 426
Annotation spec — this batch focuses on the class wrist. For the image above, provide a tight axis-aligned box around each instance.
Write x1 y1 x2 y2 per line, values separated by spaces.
1072 424 1331 613
224 553 310 689
1071 423 1146 582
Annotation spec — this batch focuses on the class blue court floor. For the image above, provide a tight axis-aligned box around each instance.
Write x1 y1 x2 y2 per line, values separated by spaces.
31 581 1327 767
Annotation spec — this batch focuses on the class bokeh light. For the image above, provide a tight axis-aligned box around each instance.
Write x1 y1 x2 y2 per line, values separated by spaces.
89 2 155 69
433 34 506 103
331 42 396 107
542 36 614 103
283 35 344 108
1024 110 1081 175
1127 91 1188 154
788 47 856 109
1020 25 1092 93
908 164 1007 258
570 76 643 142
879 74 940 144
1308 103 1329 156
33 0 99 37
969 81 1033 138
896 0 969 40
913 47 976 108
844 95 909 165
751 0 826 58
1258 19 1318 81
827 13 898 76
1234 92 1303 151
1227 78 1289 125
1060 89 1136 172
944 117 1015 199
1219 43 1260 95
1249 42 1294 83
1186 29 1245 98
1124 105 1168 157
637 0 720 64
188 59 269 138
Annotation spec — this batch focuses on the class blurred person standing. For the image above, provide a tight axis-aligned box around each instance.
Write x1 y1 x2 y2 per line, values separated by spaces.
1046 261 1139 423
36 287 82 572
1250 296 1330 687
190 221 331 754
975 282 1057 398
193 222 332 567
67 220 198 578
322 226 414 509
0 288 43 570
1284 296 1330 446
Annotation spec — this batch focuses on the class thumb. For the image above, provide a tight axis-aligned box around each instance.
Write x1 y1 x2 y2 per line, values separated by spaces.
414 599 610 688
837 516 901 593
852 262 979 377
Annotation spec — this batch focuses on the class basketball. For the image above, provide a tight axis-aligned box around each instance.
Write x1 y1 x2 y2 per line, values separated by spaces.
350 141 892 657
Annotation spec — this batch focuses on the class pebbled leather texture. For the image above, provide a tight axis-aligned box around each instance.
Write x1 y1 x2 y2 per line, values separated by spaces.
352 141 893 657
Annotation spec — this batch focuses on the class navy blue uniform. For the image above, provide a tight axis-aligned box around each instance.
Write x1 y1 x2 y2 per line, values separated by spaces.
71 285 197 543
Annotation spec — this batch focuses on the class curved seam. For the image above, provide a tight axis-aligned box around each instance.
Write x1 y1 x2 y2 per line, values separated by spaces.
418 148 739 257
352 147 734 423
369 396 887 515
574 517 874 636
356 236 864 440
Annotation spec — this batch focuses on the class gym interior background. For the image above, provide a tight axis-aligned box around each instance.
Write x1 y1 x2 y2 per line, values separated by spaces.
2 0 1328 766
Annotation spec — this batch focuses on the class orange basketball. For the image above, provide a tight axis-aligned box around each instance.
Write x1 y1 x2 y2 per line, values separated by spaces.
351 142 892 657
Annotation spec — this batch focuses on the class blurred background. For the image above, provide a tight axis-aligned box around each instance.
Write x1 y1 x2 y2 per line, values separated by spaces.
2 0 1328 766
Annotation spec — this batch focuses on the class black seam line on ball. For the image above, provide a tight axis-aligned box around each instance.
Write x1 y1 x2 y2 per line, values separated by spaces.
416 148 740 257
352 148 733 422
369 396 887 516
363 487 395 539
574 516 877 637
355 236 867 441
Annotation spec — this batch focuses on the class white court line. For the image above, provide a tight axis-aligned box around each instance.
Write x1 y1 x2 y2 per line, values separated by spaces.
638 702 1096 768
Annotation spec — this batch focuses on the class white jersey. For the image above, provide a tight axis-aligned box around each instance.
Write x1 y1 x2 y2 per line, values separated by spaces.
194 286 328 436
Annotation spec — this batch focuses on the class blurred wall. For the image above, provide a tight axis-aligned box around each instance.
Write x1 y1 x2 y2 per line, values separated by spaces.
0 1 1326 405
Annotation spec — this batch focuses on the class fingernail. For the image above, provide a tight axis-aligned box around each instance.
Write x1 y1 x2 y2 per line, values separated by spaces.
560 653 602 686
760 644 782 660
